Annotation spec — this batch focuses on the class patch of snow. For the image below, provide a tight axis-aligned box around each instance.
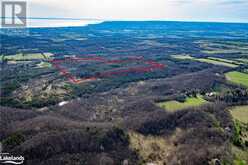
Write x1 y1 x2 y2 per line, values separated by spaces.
58 101 69 107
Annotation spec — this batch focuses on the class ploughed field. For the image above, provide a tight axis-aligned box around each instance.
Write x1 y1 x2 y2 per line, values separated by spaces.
0 22 248 165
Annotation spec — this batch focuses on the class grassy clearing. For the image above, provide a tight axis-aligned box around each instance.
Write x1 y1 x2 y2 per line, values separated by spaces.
230 106 248 124
158 95 208 111
225 71 248 88
1 53 53 61
172 55 238 68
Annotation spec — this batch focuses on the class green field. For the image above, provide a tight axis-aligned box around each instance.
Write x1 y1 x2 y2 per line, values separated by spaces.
202 50 241 54
199 41 248 55
158 95 208 111
197 58 238 68
208 57 242 65
0 53 53 61
171 55 194 60
230 106 248 123
172 55 238 68
225 71 248 88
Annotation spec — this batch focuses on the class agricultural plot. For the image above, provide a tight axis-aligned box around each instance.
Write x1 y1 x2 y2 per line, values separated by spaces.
197 40 248 55
225 71 248 88
0 53 53 61
196 58 238 68
202 50 241 54
172 55 239 68
208 57 242 65
171 55 194 60
158 95 208 111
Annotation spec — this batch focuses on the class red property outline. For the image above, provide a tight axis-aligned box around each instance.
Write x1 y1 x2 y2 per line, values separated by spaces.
49 56 165 84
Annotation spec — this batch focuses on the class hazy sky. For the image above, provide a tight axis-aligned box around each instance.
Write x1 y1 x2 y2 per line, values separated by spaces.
24 0 248 22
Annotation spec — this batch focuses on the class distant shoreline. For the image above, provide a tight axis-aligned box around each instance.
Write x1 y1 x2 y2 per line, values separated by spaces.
0 18 103 28
0 19 247 29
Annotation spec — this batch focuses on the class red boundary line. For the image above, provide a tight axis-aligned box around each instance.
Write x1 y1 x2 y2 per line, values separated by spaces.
49 56 165 84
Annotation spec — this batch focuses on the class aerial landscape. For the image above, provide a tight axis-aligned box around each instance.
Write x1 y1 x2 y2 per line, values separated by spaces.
1 21 248 164
1 1 248 165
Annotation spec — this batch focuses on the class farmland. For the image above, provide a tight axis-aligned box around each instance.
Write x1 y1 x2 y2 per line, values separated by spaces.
172 55 239 68
225 71 248 88
158 95 208 111
197 58 238 68
0 53 53 61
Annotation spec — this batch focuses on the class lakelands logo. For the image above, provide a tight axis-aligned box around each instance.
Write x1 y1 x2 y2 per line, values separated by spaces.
1 1 27 27
0 153 24 164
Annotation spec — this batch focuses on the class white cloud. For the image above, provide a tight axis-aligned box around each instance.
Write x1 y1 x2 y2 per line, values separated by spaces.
25 0 248 22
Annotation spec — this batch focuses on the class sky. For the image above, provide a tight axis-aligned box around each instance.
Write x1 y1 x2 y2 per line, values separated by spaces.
2 0 248 23
26 0 248 23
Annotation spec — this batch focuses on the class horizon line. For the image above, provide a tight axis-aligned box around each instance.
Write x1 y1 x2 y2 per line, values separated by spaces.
1 17 248 24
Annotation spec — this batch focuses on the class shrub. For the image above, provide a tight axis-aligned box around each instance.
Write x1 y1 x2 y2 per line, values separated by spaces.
2 132 25 150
